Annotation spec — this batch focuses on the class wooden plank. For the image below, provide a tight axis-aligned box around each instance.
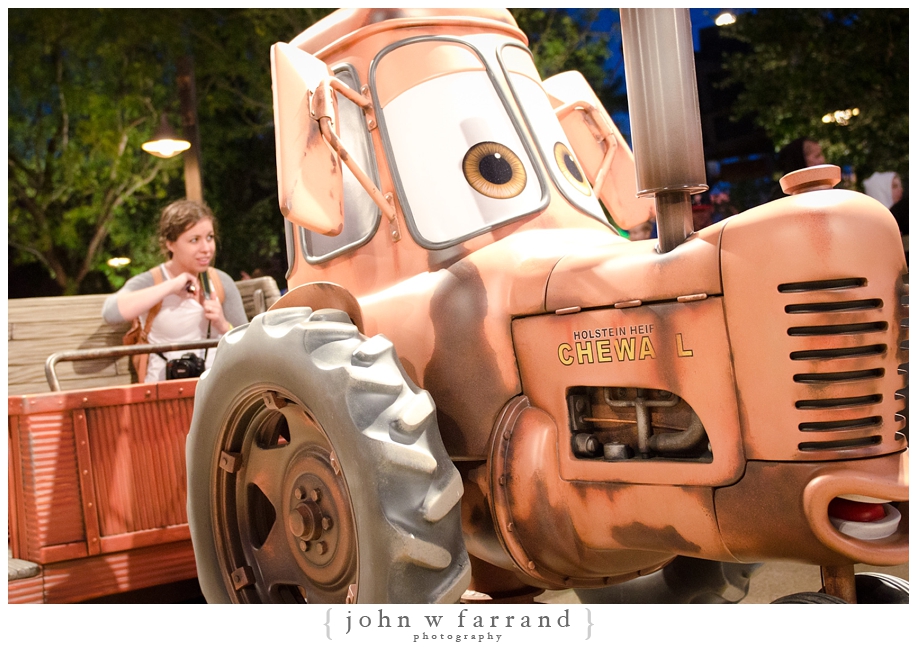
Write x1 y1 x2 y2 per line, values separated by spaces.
9 324 126 344
73 409 103 556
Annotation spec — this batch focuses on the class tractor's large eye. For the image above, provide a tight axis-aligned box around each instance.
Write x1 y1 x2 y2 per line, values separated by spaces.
554 142 591 196
462 141 527 199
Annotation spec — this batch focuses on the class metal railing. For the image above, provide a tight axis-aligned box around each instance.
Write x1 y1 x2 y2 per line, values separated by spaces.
44 339 219 392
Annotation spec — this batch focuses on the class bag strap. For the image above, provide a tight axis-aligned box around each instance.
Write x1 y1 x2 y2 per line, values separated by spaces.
141 265 166 340
206 267 225 303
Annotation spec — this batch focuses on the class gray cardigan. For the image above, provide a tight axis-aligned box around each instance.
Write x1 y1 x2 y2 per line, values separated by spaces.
102 267 248 327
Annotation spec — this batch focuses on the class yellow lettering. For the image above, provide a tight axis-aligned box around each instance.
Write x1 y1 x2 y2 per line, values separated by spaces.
676 333 694 358
639 336 656 360
576 341 594 364
614 337 636 361
558 343 574 366
596 339 613 363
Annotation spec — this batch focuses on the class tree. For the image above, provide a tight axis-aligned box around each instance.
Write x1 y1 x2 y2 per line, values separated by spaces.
511 9 627 116
8 9 331 296
8 9 182 295
720 9 908 181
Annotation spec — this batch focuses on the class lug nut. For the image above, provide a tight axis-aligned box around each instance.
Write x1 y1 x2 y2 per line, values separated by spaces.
316 541 328 555
322 516 333 531
299 540 309 552
310 488 322 502
295 486 307 500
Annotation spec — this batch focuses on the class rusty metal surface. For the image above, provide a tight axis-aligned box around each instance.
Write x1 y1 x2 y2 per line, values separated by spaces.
715 454 908 566
821 563 857 602
513 297 744 486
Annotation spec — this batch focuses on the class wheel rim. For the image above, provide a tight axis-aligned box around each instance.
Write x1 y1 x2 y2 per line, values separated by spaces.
215 388 358 603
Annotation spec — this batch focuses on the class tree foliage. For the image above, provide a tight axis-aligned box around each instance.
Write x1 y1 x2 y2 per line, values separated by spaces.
8 9 179 294
720 9 908 181
511 9 627 115
8 8 331 295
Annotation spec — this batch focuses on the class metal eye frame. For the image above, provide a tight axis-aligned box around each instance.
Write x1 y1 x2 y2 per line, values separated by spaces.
369 35 550 251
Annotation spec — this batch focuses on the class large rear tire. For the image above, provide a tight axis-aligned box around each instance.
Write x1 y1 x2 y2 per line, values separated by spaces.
186 307 470 603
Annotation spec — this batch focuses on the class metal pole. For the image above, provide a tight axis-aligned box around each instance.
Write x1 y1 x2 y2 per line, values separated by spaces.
177 55 203 202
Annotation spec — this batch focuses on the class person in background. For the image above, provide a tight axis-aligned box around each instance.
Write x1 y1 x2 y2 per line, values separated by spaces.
864 171 908 262
769 137 827 201
102 200 247 383
863 171 903 210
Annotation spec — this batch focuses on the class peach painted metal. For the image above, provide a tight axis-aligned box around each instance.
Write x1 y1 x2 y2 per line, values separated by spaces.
266 7 908 598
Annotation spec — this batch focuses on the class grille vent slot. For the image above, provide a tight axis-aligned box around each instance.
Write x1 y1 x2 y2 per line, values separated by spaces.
795 394 882 410
798 416 882 432
779 277 866 293
798 437 882 452
785 299 882 314
794 369 884 384
788 322 887 337
789 344 886 361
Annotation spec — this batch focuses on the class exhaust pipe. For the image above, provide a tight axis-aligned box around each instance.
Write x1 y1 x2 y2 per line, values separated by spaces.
621 8 707 252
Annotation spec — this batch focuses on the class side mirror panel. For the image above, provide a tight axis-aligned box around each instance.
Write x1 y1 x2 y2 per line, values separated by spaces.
543 71 652 230
271 42 344 236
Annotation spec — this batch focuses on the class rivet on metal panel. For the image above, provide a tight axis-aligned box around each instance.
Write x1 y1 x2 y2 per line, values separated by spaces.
83 470 88 475
231 565 255 591
384 193 402 241
87 502 93 507
91 537 98 542
219 451 242 473
346 583 358 604
503 430 511 440
499 475 506 486
145 390 152 398
178 387 184 395
506 522 514 532
82 397 88 403
527 561 535 570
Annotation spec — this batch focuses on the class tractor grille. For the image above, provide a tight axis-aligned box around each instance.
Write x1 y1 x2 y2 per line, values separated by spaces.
780 277 898 453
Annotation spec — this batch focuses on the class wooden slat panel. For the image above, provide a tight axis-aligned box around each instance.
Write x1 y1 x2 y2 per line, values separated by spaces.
7 574 45 604
88 397 192 537
40 540 198 604
7 294 112 322
14 411 88 561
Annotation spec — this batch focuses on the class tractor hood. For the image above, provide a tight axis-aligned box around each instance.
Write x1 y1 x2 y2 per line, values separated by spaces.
545 223 724 312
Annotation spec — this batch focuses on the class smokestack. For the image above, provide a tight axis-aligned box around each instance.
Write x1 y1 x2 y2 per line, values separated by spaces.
621 8 707 252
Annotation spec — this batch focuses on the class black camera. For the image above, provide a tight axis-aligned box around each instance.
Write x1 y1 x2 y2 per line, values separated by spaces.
165 353 206 380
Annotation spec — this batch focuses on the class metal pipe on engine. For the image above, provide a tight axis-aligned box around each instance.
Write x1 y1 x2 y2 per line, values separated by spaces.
620 8 707 253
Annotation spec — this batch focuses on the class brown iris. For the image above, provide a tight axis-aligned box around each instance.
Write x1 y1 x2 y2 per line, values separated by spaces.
462 141 527 199
554 142 591 196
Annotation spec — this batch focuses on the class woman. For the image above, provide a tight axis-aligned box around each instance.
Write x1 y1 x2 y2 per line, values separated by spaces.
103 200 247 383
